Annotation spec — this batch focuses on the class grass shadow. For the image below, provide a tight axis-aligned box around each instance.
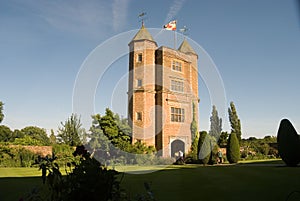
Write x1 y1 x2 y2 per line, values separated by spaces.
0 176 42 201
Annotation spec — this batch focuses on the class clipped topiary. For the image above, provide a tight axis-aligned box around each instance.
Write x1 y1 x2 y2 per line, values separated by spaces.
226 133 240 164
277 119 300 166
198 132 211 165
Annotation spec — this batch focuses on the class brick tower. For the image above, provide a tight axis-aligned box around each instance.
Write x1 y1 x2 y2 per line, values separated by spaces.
128 24 199 157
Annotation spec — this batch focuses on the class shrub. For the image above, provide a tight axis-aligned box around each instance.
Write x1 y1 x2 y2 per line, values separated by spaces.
208 142 219 165
226 133 240 164
52 144 76 167
198 132 211 165
277 119 300 166
0 145 38 167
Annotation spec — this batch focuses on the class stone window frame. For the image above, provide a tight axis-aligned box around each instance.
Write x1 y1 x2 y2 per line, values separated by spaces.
136 112 142 121
171 79 184 92
171 60 182 72
170 107 185 122
137 79 143 87
137 53 143 62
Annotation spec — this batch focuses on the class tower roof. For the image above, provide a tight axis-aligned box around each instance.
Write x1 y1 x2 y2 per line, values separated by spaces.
131 24 155 42
178 39 197 55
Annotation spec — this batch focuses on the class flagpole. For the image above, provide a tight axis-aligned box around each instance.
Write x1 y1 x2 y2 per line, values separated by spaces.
174 20 177 49
174 30 176 49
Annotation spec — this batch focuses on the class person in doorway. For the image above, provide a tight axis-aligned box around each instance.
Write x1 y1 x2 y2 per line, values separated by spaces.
217 150 223 164
178 150 184 161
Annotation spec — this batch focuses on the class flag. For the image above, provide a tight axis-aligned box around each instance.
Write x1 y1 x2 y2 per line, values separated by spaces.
163 20 177 31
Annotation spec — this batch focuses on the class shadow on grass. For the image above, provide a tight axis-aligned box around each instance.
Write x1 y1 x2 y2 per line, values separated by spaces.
1 162 300 201
0 176 42 201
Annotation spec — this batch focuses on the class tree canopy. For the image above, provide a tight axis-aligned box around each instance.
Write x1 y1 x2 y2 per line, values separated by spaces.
0 125 13 142
21 126 50 145
58 114 83 147
99 108 131 151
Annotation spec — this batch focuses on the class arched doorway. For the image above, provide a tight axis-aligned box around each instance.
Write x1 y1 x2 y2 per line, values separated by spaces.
171 139 185 157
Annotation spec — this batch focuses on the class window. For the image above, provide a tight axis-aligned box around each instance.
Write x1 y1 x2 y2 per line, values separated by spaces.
171 80 184 92
137 79 143 87
137 53 143 62
172 60 182 72
136 112 142 121
171 107 185 122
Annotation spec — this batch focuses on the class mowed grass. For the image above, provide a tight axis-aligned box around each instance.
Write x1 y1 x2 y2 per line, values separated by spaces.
0 160 300 201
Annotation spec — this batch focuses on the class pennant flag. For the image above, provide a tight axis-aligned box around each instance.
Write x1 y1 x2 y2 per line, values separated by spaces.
163 20 177 31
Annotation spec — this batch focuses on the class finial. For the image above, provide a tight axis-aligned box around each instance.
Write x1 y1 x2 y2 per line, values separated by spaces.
138 12 147 27
179 26 189 38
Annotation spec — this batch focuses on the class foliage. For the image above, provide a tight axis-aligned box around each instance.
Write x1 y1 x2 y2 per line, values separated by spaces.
52 144 76 167
277 119 300 166
0 145 38 167
13 135 44 146
98 108 131 151
228 101 242 142
209 105 222 140
49 129 57 144
226 133 240 163
88 114 111 152
130 141 156 154
208 137 219 165
0 125 13 142
13 129 25 139
189 102 199 161
198 131 210 165
28 146 127 201
57 114 83 147
88 111 164 166
240 136 279 159
218 131 228 147
21 126 50 145
0 101 4 123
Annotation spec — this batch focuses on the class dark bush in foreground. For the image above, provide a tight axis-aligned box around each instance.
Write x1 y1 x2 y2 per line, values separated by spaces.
226 133 240 164
277 119 300 167
24 146 157 201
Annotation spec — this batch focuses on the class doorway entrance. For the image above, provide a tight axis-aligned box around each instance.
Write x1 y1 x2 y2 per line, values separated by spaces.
171 139 185 157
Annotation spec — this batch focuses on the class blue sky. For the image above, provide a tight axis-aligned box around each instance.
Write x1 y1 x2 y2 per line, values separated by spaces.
0 0 299 138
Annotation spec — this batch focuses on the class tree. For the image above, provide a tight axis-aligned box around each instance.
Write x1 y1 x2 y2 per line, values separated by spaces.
88 114 111 152
13 129 25 139
49 129 57 144
58 114 83 147
0 125 13 142
190 102 199 160
209 105 222 140
0 101 4 124
21 126 50 145
198 131 211 165
277 119 300 166
228 101 242 142
99 108 131 151
226 133 240 163
218 131 228 147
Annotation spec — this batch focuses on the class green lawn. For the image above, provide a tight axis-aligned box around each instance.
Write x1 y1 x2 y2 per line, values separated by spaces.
0 160 300 201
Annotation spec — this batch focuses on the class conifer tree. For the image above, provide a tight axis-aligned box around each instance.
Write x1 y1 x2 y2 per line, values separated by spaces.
190 102 199 160
198 131 211 165
0 101 4 124
228 102 242 142
209 105 222 140
226 133 240 163
58 114 82 146
49 129 57 144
